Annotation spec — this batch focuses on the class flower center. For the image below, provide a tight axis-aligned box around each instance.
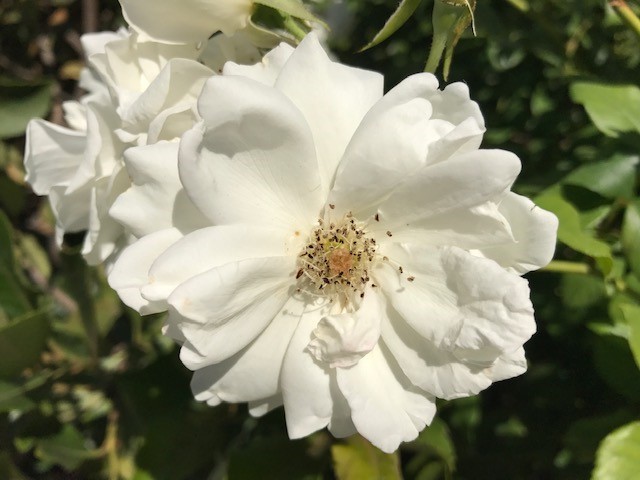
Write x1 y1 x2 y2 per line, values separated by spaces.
296 212 376 303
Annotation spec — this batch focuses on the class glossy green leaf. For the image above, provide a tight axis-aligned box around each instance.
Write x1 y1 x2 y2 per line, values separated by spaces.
0 77 52 139
570 82 640 137
332 435 402 480
564 155 638 200
535 186 612 273
592 422 640 480
592 333 640 400
620 303 640 369
254 0 324 24
412 418 455 473
361 0 424 50
0 309 50 378
622 200 640 278
35 424 102 471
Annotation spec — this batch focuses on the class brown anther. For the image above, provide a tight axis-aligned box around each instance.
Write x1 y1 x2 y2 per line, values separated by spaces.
374 213 380 222
329 204 335 209
407 276 415 282
386 231 393 237
296 269 304 279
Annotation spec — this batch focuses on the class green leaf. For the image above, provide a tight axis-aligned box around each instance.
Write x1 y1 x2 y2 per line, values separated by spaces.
622 200 640 278
0 77 52 139
620 303 640 369
35 424 102 471
592 333 640 400
0 380 36 413
535 186 612 273
570 82 640 137
0 309 50 378
361 0 424 51
332 435 402 480
592 422 640 480
564 155 639 200
563 411 636 465
411 418 456 473
254 0 324 24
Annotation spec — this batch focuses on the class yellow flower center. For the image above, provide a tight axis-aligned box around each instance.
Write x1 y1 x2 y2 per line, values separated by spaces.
296 212 377 303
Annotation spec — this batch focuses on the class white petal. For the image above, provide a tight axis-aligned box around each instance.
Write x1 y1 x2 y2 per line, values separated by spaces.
489 347 528 382
201 31 263 74
24 120 85 195
223 42 295 86
142 224 296 308
377 149 522 232
275 34 383 194
189 295 300 404
110 142 208 238
479 193 558 274
381 202 514 251
168 256 296 367
108 228 184 314
380 307 492 400
119 58 212 137
377 244 535 364
119 0 252 42
307 287 383 368
179 75 322 231
281 299 333 439
336 344 436 453
330 73 484 217
248 395 283 417
81 167 129 265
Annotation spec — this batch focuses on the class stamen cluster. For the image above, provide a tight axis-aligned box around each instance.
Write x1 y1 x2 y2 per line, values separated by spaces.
296 212 377 302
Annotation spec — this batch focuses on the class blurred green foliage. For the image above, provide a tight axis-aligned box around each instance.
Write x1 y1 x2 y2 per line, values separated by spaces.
0 0 639 478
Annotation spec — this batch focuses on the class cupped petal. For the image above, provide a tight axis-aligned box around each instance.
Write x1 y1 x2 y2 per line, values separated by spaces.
24 120 86 195
223 42 295 86
307 286 383 368
380 306 493 400
110 142 209 238
119 0 253 43
179 75 322 231
330 73 484 217
336 344 436 453
119 58 212 138
190 295 301 405
275 33 383 194
281 298 333 439
142 224 297 308
479 192 558 274
168 256 297 367
376 149 522 233
375 243 535 363
108 228 184 314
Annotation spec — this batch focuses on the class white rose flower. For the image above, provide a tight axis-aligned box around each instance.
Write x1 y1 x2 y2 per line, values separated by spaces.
24 29 259 265
108 34 557 452
119 0 254 43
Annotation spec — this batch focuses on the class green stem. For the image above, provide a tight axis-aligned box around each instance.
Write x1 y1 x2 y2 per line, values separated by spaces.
282 14 307 42
611 0 640 40
540 260 591 274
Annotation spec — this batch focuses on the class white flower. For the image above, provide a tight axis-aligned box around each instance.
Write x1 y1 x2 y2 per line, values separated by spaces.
119 0 254 43
24 29 259 265
108 34 557 452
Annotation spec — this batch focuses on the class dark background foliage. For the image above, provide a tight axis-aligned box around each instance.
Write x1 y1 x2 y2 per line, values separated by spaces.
0 0 639 478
